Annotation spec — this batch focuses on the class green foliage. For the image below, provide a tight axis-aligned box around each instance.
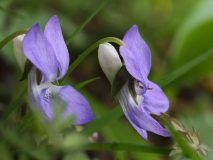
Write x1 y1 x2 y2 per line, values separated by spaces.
2 85 27 122
0 101 88 160
171 0 213 83
157 48 213 87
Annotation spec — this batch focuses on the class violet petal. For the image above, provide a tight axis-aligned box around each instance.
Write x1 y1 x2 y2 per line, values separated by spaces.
57 85 95 125
39 85 95 124
118 82 170 138
120 46 149 93
44 15 69 80
23 24 58 82
122 25 151 76
28 67 51 117
143 81 169 115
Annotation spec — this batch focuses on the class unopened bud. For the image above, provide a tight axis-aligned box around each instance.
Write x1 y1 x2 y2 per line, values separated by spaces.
12 34 27 71
98 43 122 84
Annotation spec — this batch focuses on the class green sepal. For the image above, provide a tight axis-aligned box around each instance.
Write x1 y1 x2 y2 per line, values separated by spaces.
128 76 138 105
111 65 130 101
19 60 33 81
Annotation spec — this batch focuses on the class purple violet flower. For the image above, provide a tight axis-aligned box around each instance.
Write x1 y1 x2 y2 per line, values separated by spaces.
98 25 170 139
22 15 95 124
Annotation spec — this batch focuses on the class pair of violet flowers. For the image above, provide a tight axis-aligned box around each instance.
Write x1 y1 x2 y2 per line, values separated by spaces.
13 15 170 139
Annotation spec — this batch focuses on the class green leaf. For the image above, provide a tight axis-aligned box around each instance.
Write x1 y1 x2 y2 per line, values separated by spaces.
111 65 130 101
83 142 171 154
171 0 213 83
74 77 100 90
65 0 109 45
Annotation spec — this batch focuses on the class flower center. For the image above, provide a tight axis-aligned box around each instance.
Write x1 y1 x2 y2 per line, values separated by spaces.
44 89 51 102
135 80 144 95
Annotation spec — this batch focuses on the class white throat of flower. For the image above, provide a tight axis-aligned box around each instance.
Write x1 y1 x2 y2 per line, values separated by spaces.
119 80 144 114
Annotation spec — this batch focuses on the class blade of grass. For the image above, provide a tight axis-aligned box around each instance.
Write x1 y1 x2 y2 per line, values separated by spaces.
157 48 213 87
74 77 100 90
83 142 171 154
65 0 109 45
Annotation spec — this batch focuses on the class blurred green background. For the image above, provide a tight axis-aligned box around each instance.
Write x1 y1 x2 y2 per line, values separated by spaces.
1 0 213 159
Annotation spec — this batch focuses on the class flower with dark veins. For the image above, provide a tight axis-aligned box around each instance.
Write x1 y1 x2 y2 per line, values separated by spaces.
14 15 95 124
98 25 170 139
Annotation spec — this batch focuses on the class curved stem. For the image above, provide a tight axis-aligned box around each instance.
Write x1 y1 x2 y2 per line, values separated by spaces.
61 37 125 83
0 29 28 49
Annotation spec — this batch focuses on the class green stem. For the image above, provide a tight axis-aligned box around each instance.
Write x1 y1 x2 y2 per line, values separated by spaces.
83 142 171 154
0 29 28 49
61 37 125 83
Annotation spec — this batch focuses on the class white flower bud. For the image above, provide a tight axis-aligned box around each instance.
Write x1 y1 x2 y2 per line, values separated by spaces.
98 43 122 84
12 34 27 71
